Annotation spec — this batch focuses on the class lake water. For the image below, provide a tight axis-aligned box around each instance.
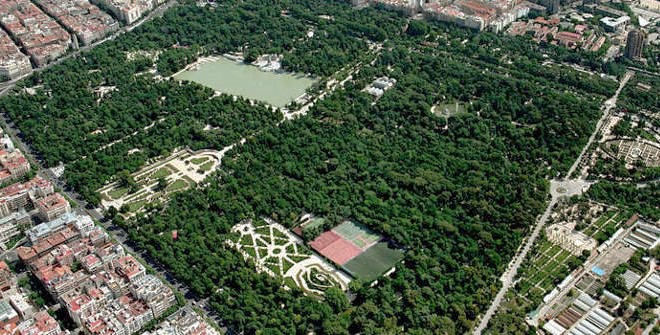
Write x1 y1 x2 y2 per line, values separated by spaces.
174 57 315 107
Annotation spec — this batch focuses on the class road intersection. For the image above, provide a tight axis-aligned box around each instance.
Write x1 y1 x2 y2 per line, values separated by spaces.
472 71 634 334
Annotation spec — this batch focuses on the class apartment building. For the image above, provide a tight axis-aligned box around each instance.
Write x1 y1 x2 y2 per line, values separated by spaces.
34 0 118 45
35 193 71 222
0 148 30 184
0 178 54 245
143 306 220 335
0 262 15 294
0 209 30 246
0 29 31 80
131 275 176 318
91 0 164 24
113 256 146 284
0 0 71 67
16 311 69 335
19 221 175 335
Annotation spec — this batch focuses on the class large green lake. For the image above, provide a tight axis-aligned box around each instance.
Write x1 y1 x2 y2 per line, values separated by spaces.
174 57 315 107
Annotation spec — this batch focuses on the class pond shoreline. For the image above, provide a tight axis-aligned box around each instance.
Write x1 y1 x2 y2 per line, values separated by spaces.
172 56 316 108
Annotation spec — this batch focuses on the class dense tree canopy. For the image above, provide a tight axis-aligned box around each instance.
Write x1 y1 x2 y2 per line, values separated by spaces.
118 17 616 333
0 0 635 334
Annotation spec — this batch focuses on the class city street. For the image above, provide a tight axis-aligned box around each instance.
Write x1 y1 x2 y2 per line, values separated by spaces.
0 0 178 98
472 70 634 334
0 119 227 331
0 1 228 332
566 71 633 179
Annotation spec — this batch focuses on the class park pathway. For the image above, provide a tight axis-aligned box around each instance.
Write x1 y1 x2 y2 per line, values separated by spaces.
566 71 633 179
473 71 633 334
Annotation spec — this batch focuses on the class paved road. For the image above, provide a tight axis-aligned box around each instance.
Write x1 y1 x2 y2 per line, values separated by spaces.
473 71 634 334
566 71 633 179
472 193 558 335
628 66 660 78
3 128 227 331
0 0 177 98
0 1 230 331
551 179 596 198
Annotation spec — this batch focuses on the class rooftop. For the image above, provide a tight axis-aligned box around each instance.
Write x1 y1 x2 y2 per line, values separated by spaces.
36 193 69 211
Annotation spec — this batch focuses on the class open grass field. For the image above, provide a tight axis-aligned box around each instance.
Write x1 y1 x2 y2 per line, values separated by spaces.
343 241 404 282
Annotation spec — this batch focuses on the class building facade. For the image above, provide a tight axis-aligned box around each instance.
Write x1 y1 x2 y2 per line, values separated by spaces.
36 193 71 222
625 29 645 59
0 30 32 80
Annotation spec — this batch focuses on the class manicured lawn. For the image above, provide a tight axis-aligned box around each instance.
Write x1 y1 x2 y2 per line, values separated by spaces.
289 255 309 263
283 277 298 290
191 157 209 165
282 258 294 274
272 228 288 239
127 199 146 212
240 234 253 246
108 187 128 200
541 261 560 274
244 246 257 258
533 255 551 268
265 262 280 274
343 242 404 282
151 167 172 180
199 161 214 171
165 179 190 193
539 277 554 291
548 245 562 257
555 250 570 264
539 241 553 254
518 280 533 294
584 210 620 237
182 175 196 185
529 271 547 285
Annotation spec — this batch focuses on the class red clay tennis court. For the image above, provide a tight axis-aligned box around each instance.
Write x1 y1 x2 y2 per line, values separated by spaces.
310 231 362 265
310 230 341 250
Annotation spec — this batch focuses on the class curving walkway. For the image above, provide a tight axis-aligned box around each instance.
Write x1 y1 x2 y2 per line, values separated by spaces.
228 219 351 295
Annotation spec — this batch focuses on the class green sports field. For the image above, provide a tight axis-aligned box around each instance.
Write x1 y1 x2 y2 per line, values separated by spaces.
342 242 404 282
333 221 380 249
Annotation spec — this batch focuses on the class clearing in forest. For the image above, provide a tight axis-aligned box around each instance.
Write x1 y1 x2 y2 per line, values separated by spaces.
431 101 469 118
98 148 222 214
310 220 404 282
227 218 352 295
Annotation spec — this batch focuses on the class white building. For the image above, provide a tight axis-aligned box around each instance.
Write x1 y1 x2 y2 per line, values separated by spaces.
130 275 176 318
0 208 30 245
640 0 660 12
0 30 32 80
143 306 220 335
546 223 597 256
600 16 630 32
